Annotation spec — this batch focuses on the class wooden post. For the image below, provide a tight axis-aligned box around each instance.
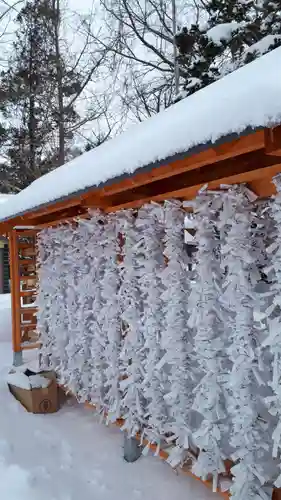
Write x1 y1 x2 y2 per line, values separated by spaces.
8 230 22 366
273 489 281 500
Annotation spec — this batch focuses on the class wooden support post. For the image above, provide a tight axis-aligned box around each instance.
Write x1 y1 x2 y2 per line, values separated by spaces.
273 488 281 500
8 230 22 366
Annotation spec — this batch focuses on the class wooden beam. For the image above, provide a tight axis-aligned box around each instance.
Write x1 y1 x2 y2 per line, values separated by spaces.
265 126 281 156
21 342 41 351
30 205 88 227
249 177 276 198
0 129 272 231
19 275 37 283
21 323 37 332
0 197 85 231
0 223 14 235
98 130 266 198
105 153 281 211
24 196 83 220
20 290 36 297
81 195 109 209
9 231 21 353
20 307 37 315
18 242 35 249
15 229 38 236
19 258 35 265
36 213 88 229
19 264 36 272
273 489 281 500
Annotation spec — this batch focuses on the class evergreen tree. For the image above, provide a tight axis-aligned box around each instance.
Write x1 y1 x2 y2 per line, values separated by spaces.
175 0 281 99
0 0 82 191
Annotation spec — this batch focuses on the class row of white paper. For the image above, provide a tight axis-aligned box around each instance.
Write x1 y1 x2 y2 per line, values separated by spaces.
36 181 281 500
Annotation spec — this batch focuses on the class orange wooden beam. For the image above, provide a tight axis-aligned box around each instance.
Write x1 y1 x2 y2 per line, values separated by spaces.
15 230 38 238
265 125 281 156
98 129 266 198
21 342 41 351
28 205 88 227
24 197 83 220
249 177 276 198
8 231 21 356
0 129 268 230
105 155 281 212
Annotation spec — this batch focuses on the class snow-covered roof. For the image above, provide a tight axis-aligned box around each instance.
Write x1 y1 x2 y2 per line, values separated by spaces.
0 194 14 205
0 195 14 239
0 195 15 234
1 46 281 223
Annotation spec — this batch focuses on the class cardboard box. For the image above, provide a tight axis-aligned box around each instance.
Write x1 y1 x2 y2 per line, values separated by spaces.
7 369 59 414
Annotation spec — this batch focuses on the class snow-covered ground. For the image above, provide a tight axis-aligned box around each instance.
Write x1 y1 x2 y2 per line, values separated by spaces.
0 295 216 500
0 295 12 342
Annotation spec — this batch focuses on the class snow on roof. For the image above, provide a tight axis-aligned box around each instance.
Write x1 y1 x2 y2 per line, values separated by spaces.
0 194 14 205
1 46 281 223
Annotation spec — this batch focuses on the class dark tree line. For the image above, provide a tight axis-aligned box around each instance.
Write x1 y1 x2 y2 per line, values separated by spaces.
0 0 110 191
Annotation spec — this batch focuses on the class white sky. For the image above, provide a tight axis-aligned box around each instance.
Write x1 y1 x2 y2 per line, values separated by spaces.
68 0 94 10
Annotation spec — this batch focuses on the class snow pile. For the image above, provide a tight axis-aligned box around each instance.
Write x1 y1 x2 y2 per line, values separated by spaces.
0 295 12 343
0 462 42 500
1 47 281 222
6 371 51 390
207 21 241 45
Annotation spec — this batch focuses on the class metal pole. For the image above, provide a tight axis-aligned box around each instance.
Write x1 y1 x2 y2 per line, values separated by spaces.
123 432 142 462
172 0 180 97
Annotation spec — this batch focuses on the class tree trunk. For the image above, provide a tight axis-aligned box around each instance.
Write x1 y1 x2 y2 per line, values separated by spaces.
28 25 36 176
53 0 65 166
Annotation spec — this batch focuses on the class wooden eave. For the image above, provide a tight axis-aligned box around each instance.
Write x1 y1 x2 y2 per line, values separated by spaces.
1 126 281 232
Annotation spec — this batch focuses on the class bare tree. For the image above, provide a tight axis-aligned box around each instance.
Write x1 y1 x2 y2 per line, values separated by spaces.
79 0 204 122
78 1 186 118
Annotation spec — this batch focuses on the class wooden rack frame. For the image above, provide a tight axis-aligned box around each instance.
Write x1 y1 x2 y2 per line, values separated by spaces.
9 229 39 365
